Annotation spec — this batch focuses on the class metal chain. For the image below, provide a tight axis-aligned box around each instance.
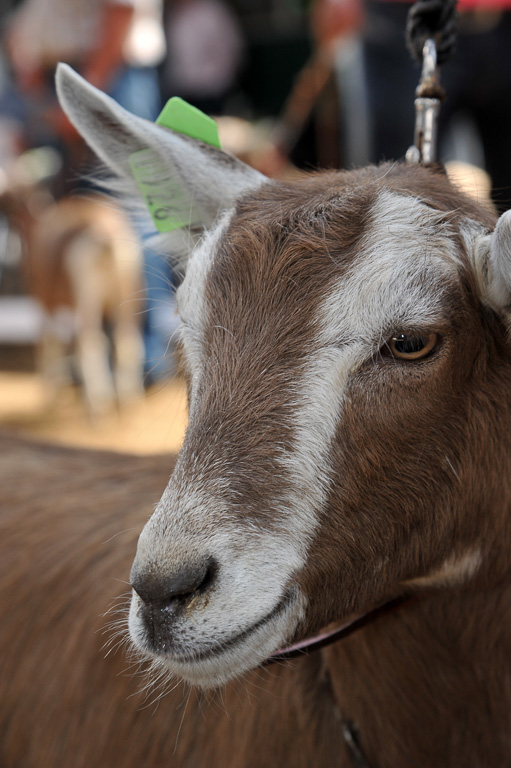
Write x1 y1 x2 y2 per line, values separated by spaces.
405 0 458 164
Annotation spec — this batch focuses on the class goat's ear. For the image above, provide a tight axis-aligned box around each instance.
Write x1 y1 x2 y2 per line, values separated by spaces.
55 64 265 262
470 211 511 312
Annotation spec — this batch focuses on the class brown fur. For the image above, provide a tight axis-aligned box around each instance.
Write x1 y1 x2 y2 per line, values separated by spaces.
1 164 510 767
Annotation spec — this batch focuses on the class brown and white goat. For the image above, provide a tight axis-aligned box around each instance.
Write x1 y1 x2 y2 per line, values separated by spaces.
1 185 144 414
3 63 511 767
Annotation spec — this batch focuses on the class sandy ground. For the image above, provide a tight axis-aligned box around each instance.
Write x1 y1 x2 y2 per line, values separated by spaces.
0 372 188 454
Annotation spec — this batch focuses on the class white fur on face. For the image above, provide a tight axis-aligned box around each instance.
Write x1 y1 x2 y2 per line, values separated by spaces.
177 211 234 405
129 495 307 687
320 190 462 352
130 189 466 687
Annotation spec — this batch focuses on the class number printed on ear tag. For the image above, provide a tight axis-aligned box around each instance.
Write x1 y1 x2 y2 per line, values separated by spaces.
129 98 220 232
129 149 195 233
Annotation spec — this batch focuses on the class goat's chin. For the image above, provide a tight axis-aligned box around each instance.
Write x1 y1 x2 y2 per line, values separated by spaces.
128 589 305 688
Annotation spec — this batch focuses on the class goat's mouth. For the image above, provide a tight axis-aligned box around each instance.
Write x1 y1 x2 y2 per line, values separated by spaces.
129 586 304 687
170 588 296 664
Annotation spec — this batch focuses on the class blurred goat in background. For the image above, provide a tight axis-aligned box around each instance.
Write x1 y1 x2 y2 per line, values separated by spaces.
0 158 144 416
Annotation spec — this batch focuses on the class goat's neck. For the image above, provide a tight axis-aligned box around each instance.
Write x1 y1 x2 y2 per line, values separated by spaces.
323 579 511 768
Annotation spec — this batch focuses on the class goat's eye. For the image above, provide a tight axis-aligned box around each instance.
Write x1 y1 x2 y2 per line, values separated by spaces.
387 332 439 360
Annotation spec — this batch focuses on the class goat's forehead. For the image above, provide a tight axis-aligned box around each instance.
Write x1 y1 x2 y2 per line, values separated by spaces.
327 189 463 338
179 188 462 335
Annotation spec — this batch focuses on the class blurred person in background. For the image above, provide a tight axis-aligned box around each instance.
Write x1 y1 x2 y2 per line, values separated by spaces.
1 0 165 183
258 0 364 176
161 0 245 115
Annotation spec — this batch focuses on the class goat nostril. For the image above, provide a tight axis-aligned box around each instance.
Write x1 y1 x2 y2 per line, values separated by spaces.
130 558 217 610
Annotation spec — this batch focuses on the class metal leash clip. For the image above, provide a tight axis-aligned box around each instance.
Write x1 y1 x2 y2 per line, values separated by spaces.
406 38 444 165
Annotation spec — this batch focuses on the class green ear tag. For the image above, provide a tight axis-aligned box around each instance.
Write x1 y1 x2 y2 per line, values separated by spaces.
156 97 220 148
130 98 221 233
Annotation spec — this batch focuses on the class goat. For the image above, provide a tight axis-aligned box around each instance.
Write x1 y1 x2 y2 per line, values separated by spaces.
0 183 144 415
2 61 511 767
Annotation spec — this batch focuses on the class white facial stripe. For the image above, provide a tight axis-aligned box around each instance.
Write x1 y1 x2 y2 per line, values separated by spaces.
277 345 361 551
321 190 461 348
177 211 234 392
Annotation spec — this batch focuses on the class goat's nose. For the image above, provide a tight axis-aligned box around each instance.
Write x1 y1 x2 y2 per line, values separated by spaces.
130 558 216 610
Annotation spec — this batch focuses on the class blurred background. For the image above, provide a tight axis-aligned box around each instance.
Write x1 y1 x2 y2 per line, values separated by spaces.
0 0 508 454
